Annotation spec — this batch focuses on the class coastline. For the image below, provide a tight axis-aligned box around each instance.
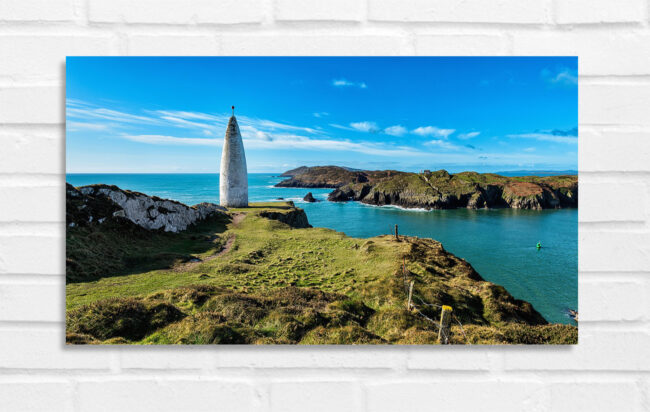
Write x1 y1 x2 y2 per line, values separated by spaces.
67 183 572 344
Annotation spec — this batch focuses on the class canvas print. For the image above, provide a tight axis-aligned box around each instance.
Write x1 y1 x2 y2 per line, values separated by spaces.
65 57 578 345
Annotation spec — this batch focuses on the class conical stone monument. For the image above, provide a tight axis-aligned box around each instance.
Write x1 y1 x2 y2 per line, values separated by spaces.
219 108 248 207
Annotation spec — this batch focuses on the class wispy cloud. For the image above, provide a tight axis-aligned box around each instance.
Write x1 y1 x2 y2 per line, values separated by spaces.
542 67 577 86
384 125 407 137
332 79 367 89
508 133 577 144
313 112 329 118
424 140 461 150
458 131 480 140
66 121 111 131
68 99 432 159
412 126 455 138
122 134 219 146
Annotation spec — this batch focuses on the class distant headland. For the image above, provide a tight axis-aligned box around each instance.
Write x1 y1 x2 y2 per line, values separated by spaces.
276 166 578 210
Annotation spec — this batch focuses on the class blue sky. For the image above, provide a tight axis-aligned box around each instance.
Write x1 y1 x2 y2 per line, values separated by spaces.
66 57 577 173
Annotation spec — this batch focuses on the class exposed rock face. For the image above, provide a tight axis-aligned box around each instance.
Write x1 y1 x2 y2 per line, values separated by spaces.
278 166 578 210
259 209 312 228
303 192 317 202
67 184 227 233
220 115 248 207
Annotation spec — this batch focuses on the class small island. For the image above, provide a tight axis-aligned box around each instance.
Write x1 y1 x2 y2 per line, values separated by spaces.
276 166 578 210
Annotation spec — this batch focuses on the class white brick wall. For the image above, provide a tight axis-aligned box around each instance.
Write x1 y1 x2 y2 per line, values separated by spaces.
1 1 648 410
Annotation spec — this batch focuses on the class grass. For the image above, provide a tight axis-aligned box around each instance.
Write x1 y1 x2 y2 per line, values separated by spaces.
66 202 577 345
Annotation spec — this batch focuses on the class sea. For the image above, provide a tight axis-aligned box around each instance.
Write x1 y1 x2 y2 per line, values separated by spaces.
66 173 578 325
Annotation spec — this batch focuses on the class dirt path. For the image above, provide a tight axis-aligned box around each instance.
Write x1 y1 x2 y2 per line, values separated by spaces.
172 213 246 272
232 212 246 226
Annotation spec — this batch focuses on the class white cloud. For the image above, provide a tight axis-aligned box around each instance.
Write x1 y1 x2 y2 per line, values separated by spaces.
67 107 161 125
523 147 536 152
542 67 578 86
412 126 455 138
384 125 407 137
350 121 379 133
508 133 577 144
122 134 219 146
66 121 110 131
332 79 367 89
458 131 480 140
313 112 329 118
424 140 461 150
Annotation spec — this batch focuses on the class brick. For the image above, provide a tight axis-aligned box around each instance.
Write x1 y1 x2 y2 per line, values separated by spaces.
0 127 63 174
274 0 364 22
0 282 64 322
366 381 546 412
0 186 64 222
220 34 412 55
0 0 76 22
0 35 115 81
579 231 650 272
579 280 647 321
415 34 508 55
579 180 646 222
0 329 111 369
0 382 73 412
216 347 404 369
120 347 217 370
0 235 64 275
76 379 255 412
512 31 650 75
0 87 63 124
504 328 650 370
579 129 650 172
407 347 494 370
580 83 650 126
271 381 361 412
89 0 265 24
547 382 643 412
554 0 645 24
368 0 550 24
127 35 219 55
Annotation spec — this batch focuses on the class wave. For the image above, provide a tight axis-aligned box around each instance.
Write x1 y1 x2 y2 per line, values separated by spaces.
357 202 430 212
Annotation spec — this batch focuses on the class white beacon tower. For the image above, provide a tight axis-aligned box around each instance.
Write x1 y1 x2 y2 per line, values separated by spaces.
219 106 248 207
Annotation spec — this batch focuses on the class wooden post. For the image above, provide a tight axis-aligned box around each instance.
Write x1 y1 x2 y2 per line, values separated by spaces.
407 281 414 311
394 224 399 241
438 305 453 344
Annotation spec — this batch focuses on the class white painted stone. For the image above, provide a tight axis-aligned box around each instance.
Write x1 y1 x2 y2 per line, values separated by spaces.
219 115 249 207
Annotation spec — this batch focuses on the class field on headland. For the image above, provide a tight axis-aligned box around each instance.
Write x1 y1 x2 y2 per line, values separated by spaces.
66 185 577 345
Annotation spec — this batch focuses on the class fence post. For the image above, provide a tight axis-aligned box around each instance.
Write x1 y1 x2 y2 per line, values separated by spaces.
394 224 399 241
438 305 453 344
407 281 414 311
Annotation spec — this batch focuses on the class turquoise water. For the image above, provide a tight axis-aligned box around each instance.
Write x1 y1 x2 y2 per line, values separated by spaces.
66 173 578 325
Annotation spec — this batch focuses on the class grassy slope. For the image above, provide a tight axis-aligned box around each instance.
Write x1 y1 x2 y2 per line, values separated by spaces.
66 202 577 345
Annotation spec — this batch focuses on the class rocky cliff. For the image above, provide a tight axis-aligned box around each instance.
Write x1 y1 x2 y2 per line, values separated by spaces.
277 166 578 210
66 183 227 233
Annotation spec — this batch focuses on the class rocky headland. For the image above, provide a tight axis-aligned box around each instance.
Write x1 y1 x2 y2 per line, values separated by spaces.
276 166 578 210
66 183 577 344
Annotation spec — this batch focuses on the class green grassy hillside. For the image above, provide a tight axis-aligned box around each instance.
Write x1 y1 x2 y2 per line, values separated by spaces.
66 202 576 345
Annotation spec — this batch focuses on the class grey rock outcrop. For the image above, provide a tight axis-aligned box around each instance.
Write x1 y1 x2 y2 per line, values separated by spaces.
303 192 317 202
67 184 227 233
